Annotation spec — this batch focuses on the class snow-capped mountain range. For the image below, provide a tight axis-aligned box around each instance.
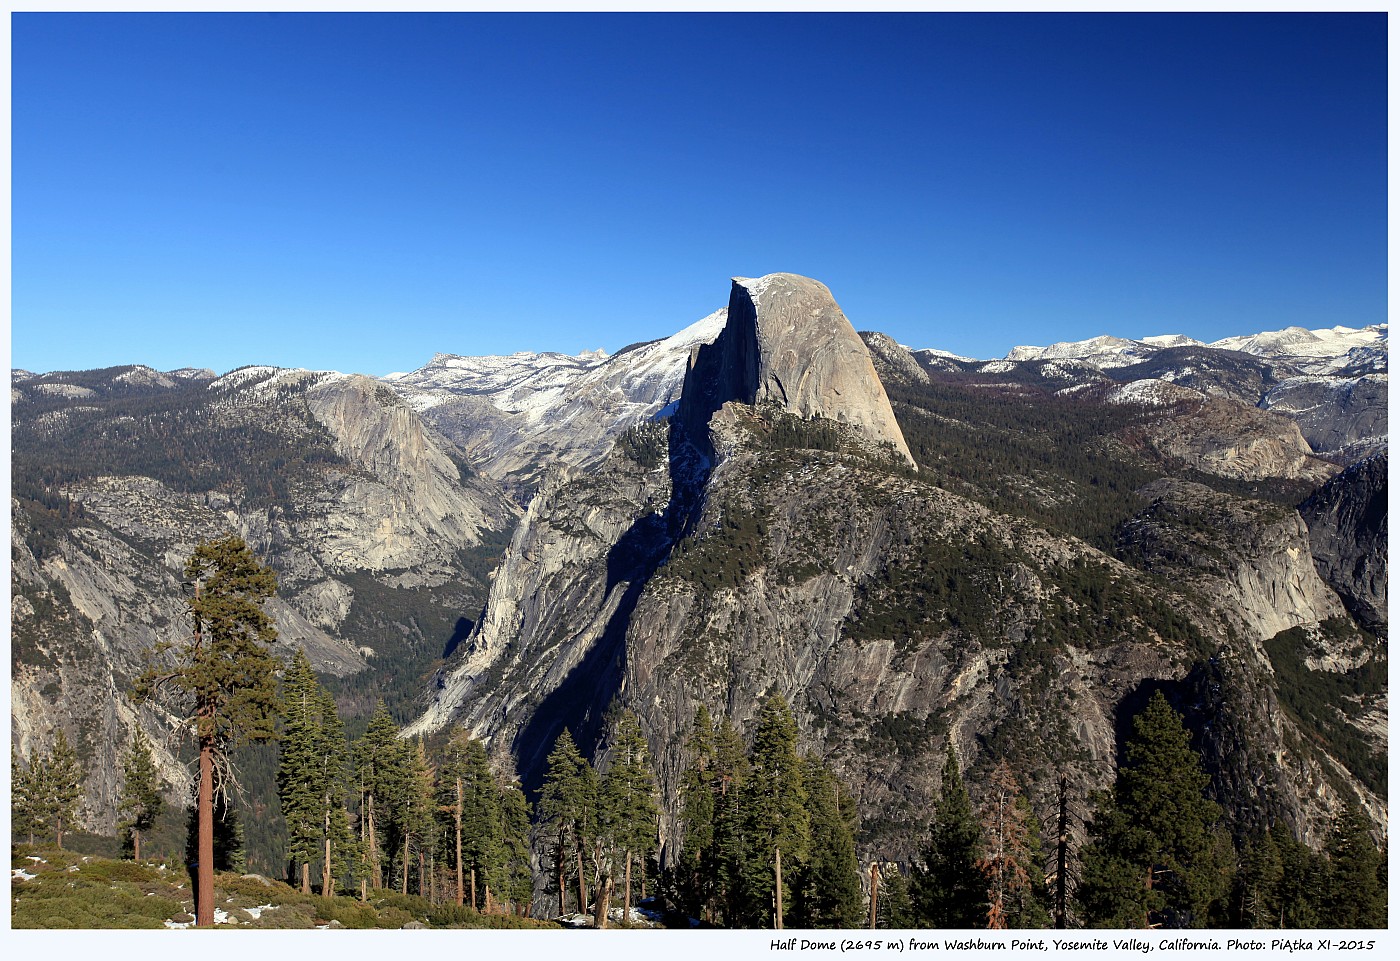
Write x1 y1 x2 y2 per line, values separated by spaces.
1003 323 1387 375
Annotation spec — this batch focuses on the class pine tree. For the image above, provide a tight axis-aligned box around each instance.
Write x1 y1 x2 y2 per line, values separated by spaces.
355 700 408 892
537 728 598 916
1320 800 1386 928
437 730 472 906
677 704 718 920
133 534 280 927
315 687 356 895
1006 793 1053 928
117 728 164 861
1076 690 1224 929
1232 828 1284 928
438 731 503 909
598 710 660 925
277 652 353 893
976 761 1049 929
912 741 984 927
496 769 534 914
792 754 863 928
278 649 325 891
711 714 751 925
977 761 1024 929
12 755 43 846
739 693 810 929
875 864 917 928
43 730 85 849
395 740 437 896
1271 822 1325 928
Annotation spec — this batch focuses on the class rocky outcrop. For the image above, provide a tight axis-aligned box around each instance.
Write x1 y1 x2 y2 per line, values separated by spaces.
1261 374 1388 460
304 373 514 573
412 426 1187 875
414 402 1377 907
1299 453 1388 629
679 275 916 468
859 331 930 387
1116 479 1348 642
1118 394 1338 485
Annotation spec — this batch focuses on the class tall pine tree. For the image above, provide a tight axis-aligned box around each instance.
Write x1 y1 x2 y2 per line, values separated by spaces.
1076 691 1224 929
117 728 164 862
537 728 599 916
42 730 85 849
354 700 408 893
1319 800 1386 928
437 731 503 909
397 740 438 896
677 704 718 920
133 534 279 926
738 693 810 929
276 652 354 894
792 754 863 928
12 755 42 845
278 649 327 892
976 761 1050 929
495 763 535 914
912 740 984 928
711 714 751 925
598 710 660 925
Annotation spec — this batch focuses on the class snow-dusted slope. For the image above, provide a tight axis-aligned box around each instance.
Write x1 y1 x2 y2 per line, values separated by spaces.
1209 324 1387 374
1140 334 1205 349
383 308 728 483
385 348 609 422
962 322 1387 462
1004 334 1159 369
994 323 1386 376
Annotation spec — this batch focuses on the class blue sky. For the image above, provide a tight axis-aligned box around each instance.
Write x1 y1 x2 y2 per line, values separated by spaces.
11 12 1387 376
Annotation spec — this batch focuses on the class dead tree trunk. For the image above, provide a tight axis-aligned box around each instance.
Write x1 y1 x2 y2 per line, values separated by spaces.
774 845 784 930
455 776 465 906
594 872 613 928
576 841 588 918
869 862 880 929
1055 775 1069 929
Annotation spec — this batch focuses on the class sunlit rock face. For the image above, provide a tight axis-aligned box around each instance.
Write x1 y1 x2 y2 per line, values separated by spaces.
679 274 916 469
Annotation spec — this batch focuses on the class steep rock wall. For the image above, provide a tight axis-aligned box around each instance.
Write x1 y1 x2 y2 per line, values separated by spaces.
679 274 916 468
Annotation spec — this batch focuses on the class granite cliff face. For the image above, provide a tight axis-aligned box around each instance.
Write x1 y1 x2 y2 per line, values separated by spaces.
679 274 916 468
1300 453 1388 630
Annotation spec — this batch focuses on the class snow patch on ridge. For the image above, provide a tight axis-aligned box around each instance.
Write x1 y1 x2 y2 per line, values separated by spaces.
1106 379 1206 408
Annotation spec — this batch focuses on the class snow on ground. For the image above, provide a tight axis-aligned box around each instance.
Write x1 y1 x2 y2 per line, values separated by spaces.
248 368 349 395
1004 334 1154 368
1210 323 1387 363
915 346 977 363
1140 333 1204 348
209 366 281 390
243 903 277 920
1106 379 1204 407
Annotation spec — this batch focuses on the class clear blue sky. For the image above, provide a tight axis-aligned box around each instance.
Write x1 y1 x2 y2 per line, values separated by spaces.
11 12 1387 376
